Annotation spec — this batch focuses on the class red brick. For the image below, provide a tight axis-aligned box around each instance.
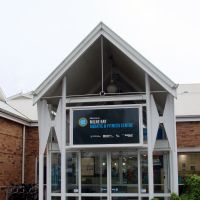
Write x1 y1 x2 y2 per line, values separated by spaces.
177 121 200 147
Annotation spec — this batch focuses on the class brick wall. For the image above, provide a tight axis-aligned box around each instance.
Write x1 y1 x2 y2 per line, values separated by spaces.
176 121 200 148
25 126 39 184
0 117 23 200
0 117 39 200
0 116 200 199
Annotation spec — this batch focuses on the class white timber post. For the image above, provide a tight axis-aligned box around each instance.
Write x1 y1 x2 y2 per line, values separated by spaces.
61 76 67 200
38 99 52 200
163 94 179 194
46 145 51 200
171 97 179 194
145 73 154 199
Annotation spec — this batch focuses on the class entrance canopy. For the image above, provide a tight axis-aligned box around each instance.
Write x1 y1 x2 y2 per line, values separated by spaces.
33 22 177 106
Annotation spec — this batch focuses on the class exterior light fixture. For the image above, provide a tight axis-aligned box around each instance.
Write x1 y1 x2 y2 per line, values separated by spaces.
106 57 118 93
107 79 118 93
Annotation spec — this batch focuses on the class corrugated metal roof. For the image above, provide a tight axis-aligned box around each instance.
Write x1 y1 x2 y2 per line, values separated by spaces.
0 100 30 120
0 90 37 123
7 91 38 121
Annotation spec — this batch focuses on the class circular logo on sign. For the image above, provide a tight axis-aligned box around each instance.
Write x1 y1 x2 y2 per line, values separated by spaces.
79 117 88 127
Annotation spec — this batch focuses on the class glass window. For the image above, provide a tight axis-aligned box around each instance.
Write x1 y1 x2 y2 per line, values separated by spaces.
112 198 138 200
156 124 167 140
141 152 148 193
178 153 200 179
178 152 200 194
66 197 79 200
52 197 61 200
81 152 107 193
111 152 138 193
51 153 61 193
66 111 70 145
66 152 79 193
142 106 147 144
153 151 170 193
81 198 107 200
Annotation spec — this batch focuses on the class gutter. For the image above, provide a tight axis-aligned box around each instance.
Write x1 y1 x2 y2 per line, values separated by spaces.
176 115 200 122
0 109 38 126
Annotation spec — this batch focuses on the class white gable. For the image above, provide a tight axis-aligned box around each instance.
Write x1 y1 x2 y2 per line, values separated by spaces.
33 22 177 104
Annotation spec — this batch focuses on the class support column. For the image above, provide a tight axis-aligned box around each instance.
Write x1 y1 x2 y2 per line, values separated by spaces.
46 146 51 200
61 76 67 200
39 152 44 200
145 73 154 199
171 98 179 194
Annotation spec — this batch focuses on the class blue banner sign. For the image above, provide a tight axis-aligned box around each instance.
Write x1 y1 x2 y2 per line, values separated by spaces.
73 107 140 145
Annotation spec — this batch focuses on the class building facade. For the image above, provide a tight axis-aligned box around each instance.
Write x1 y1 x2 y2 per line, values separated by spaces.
0 24 200 200
0 91 38 200
33 23 178 200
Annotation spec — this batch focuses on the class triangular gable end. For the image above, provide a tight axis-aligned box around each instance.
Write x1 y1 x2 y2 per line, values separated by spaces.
33 22 177 104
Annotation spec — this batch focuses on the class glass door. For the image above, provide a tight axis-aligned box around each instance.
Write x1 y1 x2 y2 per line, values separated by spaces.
51 151 139 200
81 152 107 194
111 152 139 200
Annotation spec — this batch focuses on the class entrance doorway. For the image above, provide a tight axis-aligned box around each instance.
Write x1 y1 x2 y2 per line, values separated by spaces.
50 150 170 200
51 150 144 200
80 151 139 196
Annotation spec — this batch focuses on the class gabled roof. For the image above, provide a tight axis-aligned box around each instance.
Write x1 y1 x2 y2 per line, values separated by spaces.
7 91 33 100
33 22 177 104
0 90 38 125
7 91 37 121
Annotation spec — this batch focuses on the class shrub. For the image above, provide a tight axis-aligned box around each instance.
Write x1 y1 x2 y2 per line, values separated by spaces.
151 198 159 200
170 192 181 200
180 175 200 200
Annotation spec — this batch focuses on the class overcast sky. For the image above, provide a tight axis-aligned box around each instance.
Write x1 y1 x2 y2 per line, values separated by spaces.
0 0 200 97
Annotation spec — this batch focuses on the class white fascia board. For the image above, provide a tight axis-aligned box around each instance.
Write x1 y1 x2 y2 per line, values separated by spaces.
0 109 38 126
33 22 177 104
176 115 200 122
0 111 30 126
66 94 146 104
33 23 104 104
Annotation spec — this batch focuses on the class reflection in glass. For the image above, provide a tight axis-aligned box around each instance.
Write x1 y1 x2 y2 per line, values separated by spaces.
111 152 138 193
52 197 61 200
66 152 79 193
112 198 138 200
143 106 147 144
51 153 61 193
66 197 79 200
178 153 200 194
81 152 107 193
178 153 200 179
81 197 107 200
141 152 148 193
153 151 170 193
